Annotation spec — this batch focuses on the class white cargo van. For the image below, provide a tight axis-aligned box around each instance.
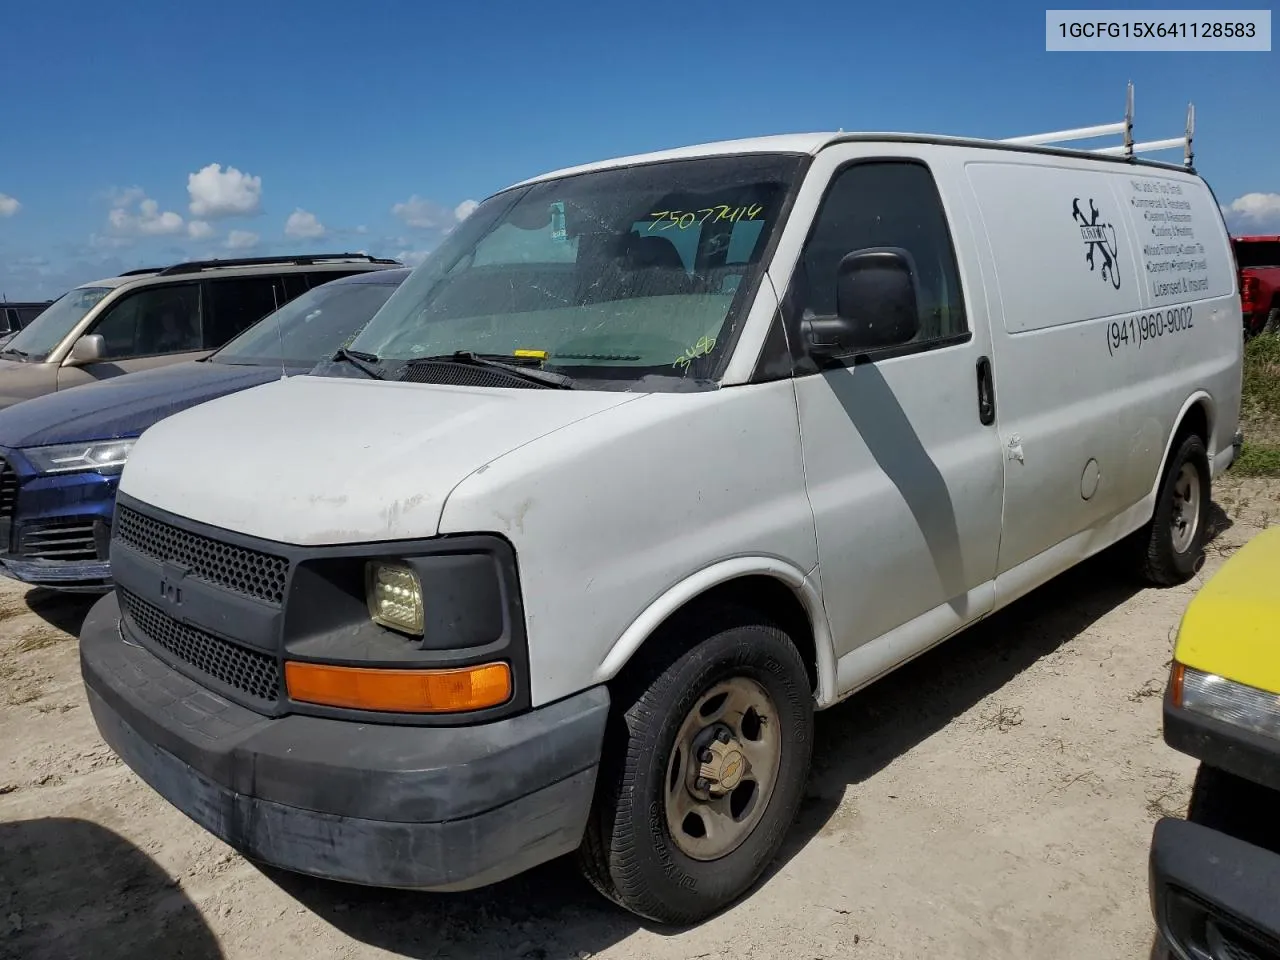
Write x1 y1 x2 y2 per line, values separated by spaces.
80 128 1242 924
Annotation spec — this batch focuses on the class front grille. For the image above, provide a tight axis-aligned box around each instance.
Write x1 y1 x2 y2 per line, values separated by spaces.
114 506 289 605
19 519 99 561
120 588 280 702
0 460 17 520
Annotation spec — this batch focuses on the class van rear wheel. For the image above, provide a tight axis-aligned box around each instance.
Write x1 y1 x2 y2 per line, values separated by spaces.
578 612 813 924
1136 432 1211 586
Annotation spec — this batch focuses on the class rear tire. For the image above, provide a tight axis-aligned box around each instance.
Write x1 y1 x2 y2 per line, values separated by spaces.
578 610 813 924
1136 433 1211 586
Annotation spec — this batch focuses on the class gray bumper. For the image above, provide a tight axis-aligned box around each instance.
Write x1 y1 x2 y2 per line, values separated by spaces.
80 591 610 891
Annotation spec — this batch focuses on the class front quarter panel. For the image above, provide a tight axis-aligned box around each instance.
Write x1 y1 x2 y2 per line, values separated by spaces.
438 380 818 707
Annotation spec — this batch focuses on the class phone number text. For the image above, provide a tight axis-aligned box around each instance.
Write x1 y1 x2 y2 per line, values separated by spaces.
1106 307 1194 357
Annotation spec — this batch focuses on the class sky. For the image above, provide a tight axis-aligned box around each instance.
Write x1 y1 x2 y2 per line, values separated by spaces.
0 0 1276 300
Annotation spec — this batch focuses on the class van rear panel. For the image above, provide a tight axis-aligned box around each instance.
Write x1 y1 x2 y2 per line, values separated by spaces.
958 154 1240 576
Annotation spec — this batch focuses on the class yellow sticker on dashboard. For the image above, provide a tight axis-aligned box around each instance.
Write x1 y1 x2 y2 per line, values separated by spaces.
514 349 549 361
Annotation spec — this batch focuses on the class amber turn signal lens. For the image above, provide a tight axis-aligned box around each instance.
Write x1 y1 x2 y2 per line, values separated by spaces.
285 661 512 713
1170 662 1185 708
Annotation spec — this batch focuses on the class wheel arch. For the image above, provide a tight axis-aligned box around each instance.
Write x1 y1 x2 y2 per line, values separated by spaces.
1149 392 1214 500
594 558 837 707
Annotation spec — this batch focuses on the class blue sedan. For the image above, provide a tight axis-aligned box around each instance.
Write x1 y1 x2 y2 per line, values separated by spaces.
0 267 409 591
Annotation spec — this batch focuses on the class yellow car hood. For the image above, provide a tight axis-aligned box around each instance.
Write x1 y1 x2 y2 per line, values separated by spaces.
1175 527 1280 694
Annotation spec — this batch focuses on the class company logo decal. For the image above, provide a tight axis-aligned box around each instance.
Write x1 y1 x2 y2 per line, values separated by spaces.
1073 198 1122 290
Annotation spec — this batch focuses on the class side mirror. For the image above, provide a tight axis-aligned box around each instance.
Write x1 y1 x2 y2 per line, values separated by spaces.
803 247 921 359
65 334 106 366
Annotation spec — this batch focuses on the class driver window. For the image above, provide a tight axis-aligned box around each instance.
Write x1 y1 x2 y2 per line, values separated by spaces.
794 161 968 345
89 284 202 360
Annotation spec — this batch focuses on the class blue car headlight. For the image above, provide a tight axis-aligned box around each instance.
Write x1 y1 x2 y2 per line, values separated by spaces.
23 439 136 476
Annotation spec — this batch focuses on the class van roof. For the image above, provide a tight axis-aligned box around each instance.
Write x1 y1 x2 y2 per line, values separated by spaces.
512 131 1199 189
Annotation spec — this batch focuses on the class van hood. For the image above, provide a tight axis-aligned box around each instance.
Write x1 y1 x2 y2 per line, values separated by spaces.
0 361 287 449
120 375 644 545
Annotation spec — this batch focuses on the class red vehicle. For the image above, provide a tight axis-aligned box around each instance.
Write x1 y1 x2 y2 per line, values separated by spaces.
1233 235 1280 337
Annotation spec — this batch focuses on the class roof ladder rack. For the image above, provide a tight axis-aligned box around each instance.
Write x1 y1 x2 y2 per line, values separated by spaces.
1001 82 1196 169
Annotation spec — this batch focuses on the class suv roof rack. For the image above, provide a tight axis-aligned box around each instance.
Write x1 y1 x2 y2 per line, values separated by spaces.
155 253 402 277
119 267 165 277
1000 82 1195 169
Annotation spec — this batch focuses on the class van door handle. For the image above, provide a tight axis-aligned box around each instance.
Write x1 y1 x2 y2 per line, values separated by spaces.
976 356 996 426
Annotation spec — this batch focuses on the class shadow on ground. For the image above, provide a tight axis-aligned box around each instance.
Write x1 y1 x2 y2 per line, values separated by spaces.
22 588 99 637
0 817 221 960
272 536 1179 956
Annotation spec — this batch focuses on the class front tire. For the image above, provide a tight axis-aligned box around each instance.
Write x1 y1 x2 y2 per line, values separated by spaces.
1136 432 1211 586
578 611 814 924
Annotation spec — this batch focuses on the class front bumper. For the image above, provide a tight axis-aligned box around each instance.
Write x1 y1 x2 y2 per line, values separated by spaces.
0 555 111 592
80 591 611 891
1151 818 1280 960
1165 687 1280 794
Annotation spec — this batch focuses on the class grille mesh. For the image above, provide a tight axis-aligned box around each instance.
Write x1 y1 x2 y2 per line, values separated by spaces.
115 506 289 605
120 588 279 702
398 361 549 389
19 520 99 561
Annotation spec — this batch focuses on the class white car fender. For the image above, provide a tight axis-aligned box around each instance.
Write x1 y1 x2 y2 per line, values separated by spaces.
594 555 838 707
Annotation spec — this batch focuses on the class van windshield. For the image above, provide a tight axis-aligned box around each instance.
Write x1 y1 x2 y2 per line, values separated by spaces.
349 153 805 384
0 286 113 362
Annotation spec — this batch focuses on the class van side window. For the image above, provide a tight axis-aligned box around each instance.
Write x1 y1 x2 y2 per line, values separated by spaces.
89 284 203 359
795 161 967 350
204 276 285 347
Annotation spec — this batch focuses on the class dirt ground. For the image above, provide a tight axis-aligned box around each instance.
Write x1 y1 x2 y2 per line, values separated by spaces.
3 477 1279 960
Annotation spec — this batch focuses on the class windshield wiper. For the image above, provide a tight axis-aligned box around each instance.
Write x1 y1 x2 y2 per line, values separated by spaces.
330 347 387 381
402 352 575 390
0 347 29 360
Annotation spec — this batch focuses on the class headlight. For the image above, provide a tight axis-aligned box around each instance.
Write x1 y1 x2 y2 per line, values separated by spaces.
366 560 425 635
23 439 136 475
1175 663 1280 740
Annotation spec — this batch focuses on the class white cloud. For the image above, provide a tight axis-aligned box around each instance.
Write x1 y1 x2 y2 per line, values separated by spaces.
355 224 368 235
394 249 432 267
188 163 263 219
284 208 326 239
225 230 259 250
102 186 146 207
90 233 134 250
107 195 186 237
0 194 21 217
1224 192 1280 229
393 195 483 230
392 195 449 229
187 220 215 240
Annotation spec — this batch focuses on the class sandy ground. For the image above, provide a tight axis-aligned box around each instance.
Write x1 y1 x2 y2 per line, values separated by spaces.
2 477 1278 960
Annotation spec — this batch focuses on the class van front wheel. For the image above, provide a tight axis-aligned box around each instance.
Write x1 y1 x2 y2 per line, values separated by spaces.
578 615 813 924
1137 432 1211 586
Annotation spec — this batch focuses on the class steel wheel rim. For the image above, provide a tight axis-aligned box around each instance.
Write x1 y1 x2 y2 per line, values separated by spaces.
1170 462 1201 555
663 676 782 862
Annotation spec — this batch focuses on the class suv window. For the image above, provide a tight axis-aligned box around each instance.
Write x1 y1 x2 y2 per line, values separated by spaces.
14 307 44 327
204 275 285 347
90 283 203 359
794 160 967 350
